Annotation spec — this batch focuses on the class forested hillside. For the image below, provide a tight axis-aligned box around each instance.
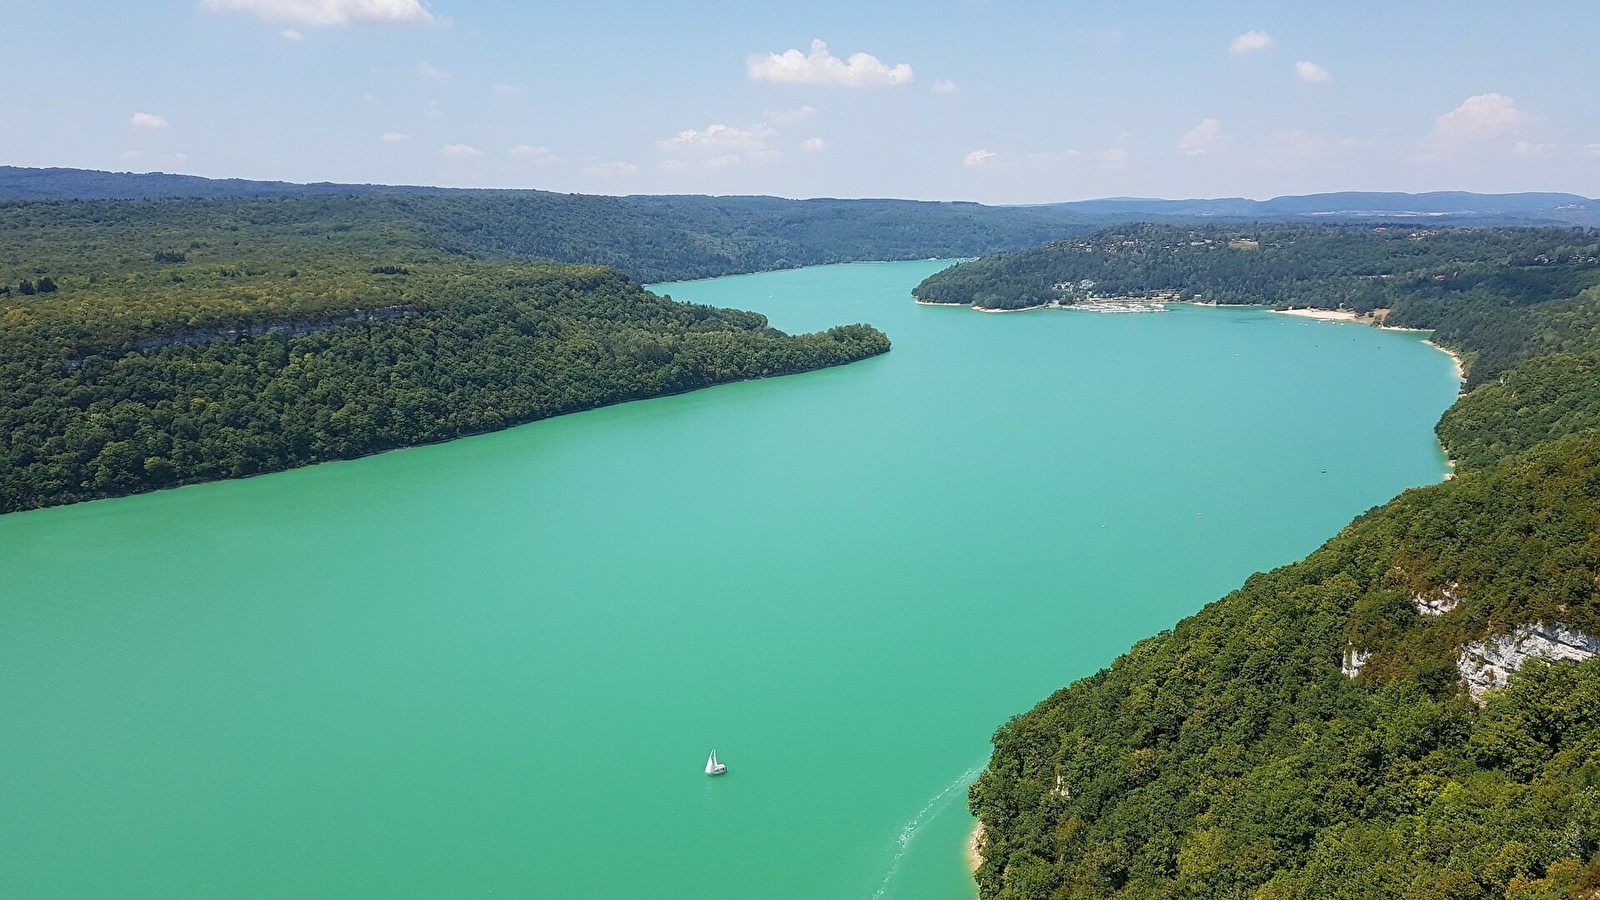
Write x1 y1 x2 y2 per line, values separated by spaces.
972 435 1600 899
1435 350 1600 472
0 198 888 512
965 227 1600 899
393 192 1095 282
912 224 1600 387
0 190 1095 285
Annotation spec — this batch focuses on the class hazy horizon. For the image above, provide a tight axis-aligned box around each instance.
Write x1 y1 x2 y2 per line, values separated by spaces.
9 164 1597 207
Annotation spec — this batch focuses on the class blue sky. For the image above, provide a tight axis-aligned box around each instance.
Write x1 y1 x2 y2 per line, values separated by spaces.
2 0 1596 201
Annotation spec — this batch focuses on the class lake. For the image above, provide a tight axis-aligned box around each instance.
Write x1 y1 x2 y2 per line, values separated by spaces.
0 260 1461 899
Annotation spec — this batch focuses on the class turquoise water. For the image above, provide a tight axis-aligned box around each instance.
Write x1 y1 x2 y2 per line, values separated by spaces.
0 261 1460 899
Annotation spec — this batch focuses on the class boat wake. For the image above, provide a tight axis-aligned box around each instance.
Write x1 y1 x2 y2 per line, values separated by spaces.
871 765 983 900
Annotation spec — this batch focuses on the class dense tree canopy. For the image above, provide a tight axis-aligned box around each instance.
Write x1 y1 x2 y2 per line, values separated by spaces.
972 435 1600 900
0 192 1100 286
963 224 1600 899
0 198 891 512
1436 349 1600 472
913 223 1600 387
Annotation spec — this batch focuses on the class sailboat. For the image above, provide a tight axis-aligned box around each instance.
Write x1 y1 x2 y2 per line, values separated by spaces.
705 749 727 776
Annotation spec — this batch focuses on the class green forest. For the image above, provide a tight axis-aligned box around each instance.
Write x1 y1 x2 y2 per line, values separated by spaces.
0 198 890 512
962 227 1600 898
1 191 1100 285
912 224 1600 388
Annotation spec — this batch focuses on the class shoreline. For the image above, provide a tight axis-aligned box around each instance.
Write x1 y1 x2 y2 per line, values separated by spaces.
1269 308 1467 387
1423 338 1468 383
1271 307 1362 322
927 300 1469 386
914 299 1055 313
967 821 984 872
974 302 1052 314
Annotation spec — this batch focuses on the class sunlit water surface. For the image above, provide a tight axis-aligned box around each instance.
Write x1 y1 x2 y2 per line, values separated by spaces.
0 261 1460 899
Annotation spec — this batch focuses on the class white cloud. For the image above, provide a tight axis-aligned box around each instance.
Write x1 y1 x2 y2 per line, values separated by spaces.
1178 118 1224 155
380 131 411 143
582 161 639 177
963 150 997 168
129 112 170 129
932 79 959 95
1295 60 1331 84
659 123 777 156
748 39 913 87
508 144 560 166
490 83 525 96
657 123 782 169
763 105 817 126
1434 93 1530 143
200 0 433 27
1512 140 1556 159
440 143 481 158
1230 30 1274 55
280 29 303 40
658 160 691 174
416 61 451 80
801 137 826 153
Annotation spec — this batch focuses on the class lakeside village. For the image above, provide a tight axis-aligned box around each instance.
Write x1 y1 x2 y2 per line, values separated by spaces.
1050 279 1176 313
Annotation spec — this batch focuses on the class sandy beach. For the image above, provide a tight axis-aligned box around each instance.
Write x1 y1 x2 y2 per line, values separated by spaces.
1424 338 1467 383
973 303 1053 313
1271 307 1362 322
967 821 985 871
913 299 1057 313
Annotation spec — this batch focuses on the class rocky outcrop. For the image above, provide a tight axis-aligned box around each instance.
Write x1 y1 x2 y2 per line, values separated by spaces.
1414 582 1462 617
1457 622 1600 702
127 305 416 353
1342 646 1372 678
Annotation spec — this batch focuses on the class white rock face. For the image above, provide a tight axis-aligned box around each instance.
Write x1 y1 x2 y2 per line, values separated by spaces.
1415 583 1462 617
1342 646 1372 678
1457 622 1600 702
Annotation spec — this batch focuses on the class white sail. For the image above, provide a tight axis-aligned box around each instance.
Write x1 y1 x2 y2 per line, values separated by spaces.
705 749 726 776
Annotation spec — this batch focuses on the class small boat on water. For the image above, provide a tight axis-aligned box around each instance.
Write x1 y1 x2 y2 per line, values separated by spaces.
705 749 727 776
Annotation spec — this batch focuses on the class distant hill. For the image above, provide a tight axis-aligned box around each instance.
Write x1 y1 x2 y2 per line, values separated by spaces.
0 166 461 201
1049 190 1600 226
2 166 1594 227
